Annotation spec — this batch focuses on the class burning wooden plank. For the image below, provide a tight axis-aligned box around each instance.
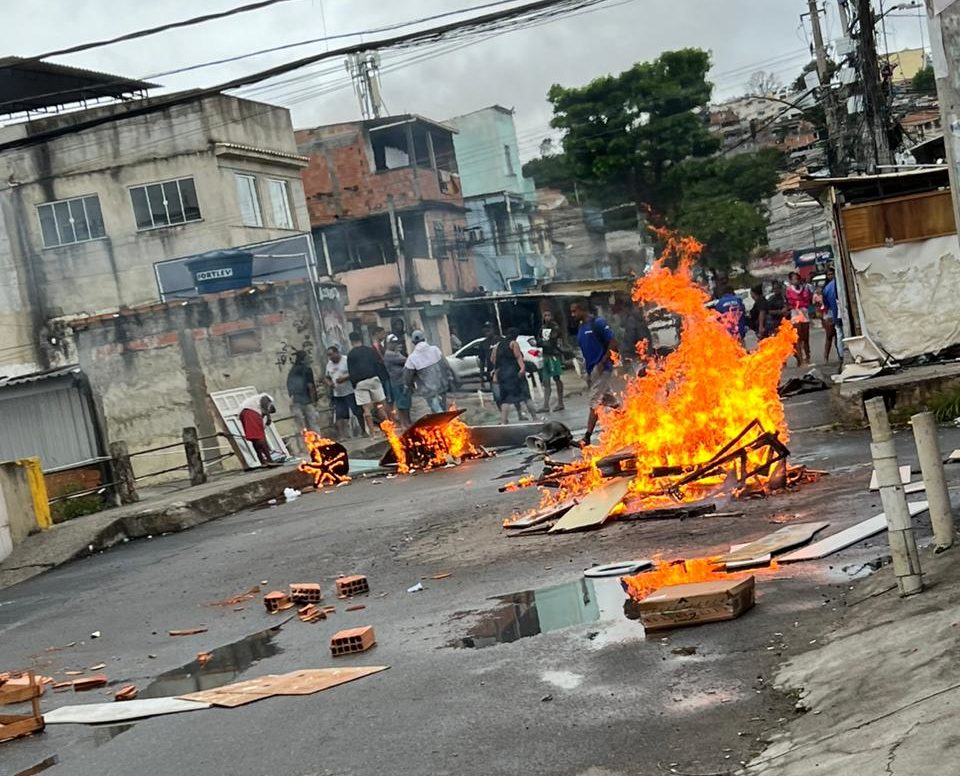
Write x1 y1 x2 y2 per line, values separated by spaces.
548 479 632 533
635 576 755 632
379 410 485 473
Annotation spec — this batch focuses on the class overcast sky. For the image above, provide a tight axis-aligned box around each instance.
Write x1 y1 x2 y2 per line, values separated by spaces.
1 0 928 159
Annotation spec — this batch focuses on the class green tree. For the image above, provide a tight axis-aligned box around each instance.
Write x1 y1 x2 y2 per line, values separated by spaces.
912 64 935 93
545 48 720 208
673 198 769 273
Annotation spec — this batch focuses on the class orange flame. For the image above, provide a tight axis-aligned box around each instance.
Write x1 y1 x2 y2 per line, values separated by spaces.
298 430 350 487
550 227 796 505
621 557 779 602
380 412 480 474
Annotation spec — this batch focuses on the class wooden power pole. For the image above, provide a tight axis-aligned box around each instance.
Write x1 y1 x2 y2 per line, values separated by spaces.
807 0 847 173
854 0 894 171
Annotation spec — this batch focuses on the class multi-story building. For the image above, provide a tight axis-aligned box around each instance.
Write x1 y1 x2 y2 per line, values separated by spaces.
296 114 479 351
445 105 549 291
0 58 313 377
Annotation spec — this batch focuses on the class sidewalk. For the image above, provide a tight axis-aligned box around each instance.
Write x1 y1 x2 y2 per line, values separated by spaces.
0 463 312 590
747 545 960 775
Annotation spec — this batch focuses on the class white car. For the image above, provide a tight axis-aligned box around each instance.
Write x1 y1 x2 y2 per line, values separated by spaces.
446 335 544 383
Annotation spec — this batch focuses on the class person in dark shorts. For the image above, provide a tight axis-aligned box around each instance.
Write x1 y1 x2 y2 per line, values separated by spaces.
323 344 364 439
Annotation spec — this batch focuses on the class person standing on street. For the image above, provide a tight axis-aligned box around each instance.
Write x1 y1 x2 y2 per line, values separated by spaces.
570 299 619 447
492 328 540 423
714 281 747 341
404 330 455 414
286 350 321 441
384 334 412 427
765 280 787 337
822 266 843 362
478 322 502 405
324 344 364 439
370 325 395 415
537 310 565 413
747 285 768 342
239 393 277 465
347 331 389 433
786 271 813 365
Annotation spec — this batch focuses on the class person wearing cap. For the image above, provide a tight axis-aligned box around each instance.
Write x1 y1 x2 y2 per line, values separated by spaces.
384 334 412 427
324 343 364 439
347 331 390 434
404 330 455 415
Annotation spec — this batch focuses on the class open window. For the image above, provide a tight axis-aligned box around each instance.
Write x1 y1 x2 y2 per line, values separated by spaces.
370 125 411 171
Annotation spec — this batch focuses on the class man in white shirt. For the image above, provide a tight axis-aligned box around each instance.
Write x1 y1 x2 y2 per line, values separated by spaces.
324 344 364 438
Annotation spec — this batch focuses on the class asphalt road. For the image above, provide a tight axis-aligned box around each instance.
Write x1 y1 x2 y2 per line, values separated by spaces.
3 389 958 776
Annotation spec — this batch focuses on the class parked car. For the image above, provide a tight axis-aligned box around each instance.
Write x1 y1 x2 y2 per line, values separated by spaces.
446 335 544 383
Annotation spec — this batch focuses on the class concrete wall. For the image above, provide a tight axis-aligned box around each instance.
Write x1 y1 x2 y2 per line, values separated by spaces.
446 106 536 201
0 94 309 375
0 459 47 546
72 282 329 478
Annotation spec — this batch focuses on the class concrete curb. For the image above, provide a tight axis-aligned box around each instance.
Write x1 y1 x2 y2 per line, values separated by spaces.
0 467 312 591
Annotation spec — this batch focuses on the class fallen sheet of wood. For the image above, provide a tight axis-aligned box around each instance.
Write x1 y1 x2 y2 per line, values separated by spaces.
904 481 926 495
548 479 632 533
43 697 211 724
869 465 911 491
947 449 960 463
168 628 208 637
637 576 755 631
179 666 388 708
725 543 771 570
779 501 930 562
504 499 577 529
716 522 830 564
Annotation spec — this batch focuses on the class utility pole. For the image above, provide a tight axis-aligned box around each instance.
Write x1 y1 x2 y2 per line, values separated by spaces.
837 0 852 34
925 0 960 230
855 0 894 171
346 52 384 120
386 196 412 334
807 0 847 173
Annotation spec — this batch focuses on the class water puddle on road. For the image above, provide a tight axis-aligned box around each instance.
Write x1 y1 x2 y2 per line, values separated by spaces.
140 626 282 698
448 577 645 649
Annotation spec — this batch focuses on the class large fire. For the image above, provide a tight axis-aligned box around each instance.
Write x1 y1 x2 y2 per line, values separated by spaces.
620 557 779 602
380 413 479 474
551 228 797 505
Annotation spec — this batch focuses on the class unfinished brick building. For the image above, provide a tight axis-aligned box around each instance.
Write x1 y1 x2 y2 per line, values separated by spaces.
296 115 479 351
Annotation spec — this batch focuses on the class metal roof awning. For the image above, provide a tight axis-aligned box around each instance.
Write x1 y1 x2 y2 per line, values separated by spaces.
0 57 156 114
0 365 81 389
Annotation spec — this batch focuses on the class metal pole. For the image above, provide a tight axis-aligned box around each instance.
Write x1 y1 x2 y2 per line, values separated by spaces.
911 411 954 551
865 397 923 595
387 196 412 334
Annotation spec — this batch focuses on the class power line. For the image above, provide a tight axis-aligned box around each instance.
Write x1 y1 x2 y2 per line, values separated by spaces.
0 0 613 153
16 0 305 66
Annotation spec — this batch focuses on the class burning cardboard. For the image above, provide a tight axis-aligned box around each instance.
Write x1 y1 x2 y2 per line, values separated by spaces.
635 576 755 632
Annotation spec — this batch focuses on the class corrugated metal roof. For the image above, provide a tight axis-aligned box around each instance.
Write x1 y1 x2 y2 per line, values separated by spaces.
0 365 81 388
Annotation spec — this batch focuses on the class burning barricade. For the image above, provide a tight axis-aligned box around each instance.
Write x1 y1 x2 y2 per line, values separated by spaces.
503 228 823 533
298 431 350 487
379 409 489 474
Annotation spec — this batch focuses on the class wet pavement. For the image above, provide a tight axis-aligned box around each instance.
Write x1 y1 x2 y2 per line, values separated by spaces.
2 387 960 775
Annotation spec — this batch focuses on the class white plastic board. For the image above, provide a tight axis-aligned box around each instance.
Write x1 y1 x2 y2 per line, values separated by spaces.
43 697 211 724
779 501 930 563
869 465 911 491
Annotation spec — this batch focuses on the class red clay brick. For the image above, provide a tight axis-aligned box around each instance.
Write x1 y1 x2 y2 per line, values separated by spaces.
335 575 369 598
289 583 322 603
330 626 375 656
263 590 290 613
210 319 256 336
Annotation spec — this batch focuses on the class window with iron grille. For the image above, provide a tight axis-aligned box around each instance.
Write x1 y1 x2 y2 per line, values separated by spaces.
433 221 448 257
130 178 201 230
37 195 106 247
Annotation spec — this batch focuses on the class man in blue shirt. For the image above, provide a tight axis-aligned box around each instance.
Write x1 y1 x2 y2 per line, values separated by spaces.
570 299 620 447
714 282 747 341
822 267 843 361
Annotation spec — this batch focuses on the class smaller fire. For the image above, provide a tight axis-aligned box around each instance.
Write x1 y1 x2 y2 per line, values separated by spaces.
621 557 778 602
380 412 482 474
298 430 350 487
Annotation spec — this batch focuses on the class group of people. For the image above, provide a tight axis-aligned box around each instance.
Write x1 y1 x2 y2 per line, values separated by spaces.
716 268 844 367
316 327 455 440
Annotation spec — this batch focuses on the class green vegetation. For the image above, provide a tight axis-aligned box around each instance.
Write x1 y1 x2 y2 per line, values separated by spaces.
912 64 936 93
51 485 106 524
522 49 782 273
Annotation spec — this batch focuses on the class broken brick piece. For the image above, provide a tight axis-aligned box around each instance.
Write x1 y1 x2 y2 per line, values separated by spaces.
72 674 108 691
345 604 366 612
335 575 370 598
196 652 212 667
289 583 323 603
168 628 208 637
114 684 138 701
263 591 291 613
330 626 376 656
297 604 325 623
